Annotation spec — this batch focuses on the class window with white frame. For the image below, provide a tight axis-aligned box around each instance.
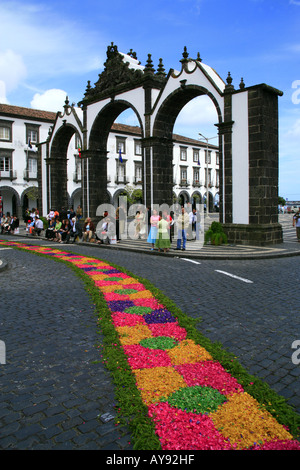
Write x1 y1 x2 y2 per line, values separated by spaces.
134 139 142 156
28 157 37 174
72 154 81 183
75 133 81 150
193 168 200 184
216 152 219 165
180 166 187 183
116 137 126 154
116 161 126 183
180 146 187 161
193 149 200 164
205 150 211 164
134 162 142 183
0 150 12 177
205 168 212 187
76 157 81 179
26 124 39 145
0 121 12 142
0 155 10 172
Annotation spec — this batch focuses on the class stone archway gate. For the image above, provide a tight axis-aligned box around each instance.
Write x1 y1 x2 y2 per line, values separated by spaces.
40 43 283 245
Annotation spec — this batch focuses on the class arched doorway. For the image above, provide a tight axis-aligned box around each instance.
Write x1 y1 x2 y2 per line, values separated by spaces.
84 100 144 222
0 186 21 218
177 191 190 207
48 124 77 212
203 191 214 212
192 191 202 208
21 186 39 219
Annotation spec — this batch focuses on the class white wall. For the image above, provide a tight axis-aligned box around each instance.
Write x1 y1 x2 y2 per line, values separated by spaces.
231 91 249 224
0 113 52 216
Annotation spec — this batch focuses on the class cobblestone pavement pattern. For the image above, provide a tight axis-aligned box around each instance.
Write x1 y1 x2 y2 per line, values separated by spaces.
0 247 133 450
0 235 300 449
68 244 300 413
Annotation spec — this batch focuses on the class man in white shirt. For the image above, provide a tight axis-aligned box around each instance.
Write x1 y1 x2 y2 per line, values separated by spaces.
32 216 44 236
175 207 190 250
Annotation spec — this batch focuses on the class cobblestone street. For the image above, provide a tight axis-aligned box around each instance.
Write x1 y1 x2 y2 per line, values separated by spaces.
0 232 299 449
0 247 133 449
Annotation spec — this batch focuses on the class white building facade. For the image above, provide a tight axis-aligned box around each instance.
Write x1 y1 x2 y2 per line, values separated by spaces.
0 104 56 218
0 103 219 219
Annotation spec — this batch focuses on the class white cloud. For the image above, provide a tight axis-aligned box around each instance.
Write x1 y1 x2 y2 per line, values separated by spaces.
0 2 105 75
0 2 106 104
0 49 27 102
116 109 140 127
0 81 9 104
30 89 68 112
175 96 218 127
173 96 219 140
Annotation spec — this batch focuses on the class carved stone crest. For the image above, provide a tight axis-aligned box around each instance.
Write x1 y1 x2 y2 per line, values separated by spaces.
82 43 144 102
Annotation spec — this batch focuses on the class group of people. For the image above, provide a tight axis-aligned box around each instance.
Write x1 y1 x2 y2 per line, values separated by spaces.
1 203 201 252
44 207 116 245
146 206 201 252
0 212 19 234
45 206 83 243
24 208 44 236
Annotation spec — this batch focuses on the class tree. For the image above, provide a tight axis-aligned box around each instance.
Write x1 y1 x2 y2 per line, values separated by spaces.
278 196 286 206
124 184 143 205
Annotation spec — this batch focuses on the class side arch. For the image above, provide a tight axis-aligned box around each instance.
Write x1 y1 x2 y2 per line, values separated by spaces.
88 99 144 150
48 123 78 213
84 100 144 221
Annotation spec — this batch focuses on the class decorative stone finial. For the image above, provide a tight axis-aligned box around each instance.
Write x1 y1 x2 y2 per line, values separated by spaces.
239 77 245 90
181 46 189 63
106 42 118 59
128 49 137 60
156 58 166 77
144 54 155 74
226 72 232 85
196 52 202 62
225 72 234 92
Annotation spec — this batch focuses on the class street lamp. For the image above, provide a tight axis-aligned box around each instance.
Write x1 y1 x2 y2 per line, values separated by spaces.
199 133 217 215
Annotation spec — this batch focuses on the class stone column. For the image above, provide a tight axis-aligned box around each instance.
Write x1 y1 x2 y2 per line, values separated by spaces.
222 83 283 245
143 136 174 208
46 157 68 214
81 148 110 222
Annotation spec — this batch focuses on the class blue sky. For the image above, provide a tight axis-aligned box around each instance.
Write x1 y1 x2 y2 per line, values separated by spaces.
0 0 299 200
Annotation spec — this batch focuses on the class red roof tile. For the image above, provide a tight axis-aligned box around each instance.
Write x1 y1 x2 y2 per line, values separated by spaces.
0 103 57 122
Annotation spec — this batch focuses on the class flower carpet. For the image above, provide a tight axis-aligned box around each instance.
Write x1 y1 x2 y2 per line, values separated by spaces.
1 239 300 451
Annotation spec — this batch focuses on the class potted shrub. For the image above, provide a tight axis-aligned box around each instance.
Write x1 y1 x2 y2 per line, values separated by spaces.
204 221 228 245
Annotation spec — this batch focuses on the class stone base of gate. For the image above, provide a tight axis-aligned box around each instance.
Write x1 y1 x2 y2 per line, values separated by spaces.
222 223 283 246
